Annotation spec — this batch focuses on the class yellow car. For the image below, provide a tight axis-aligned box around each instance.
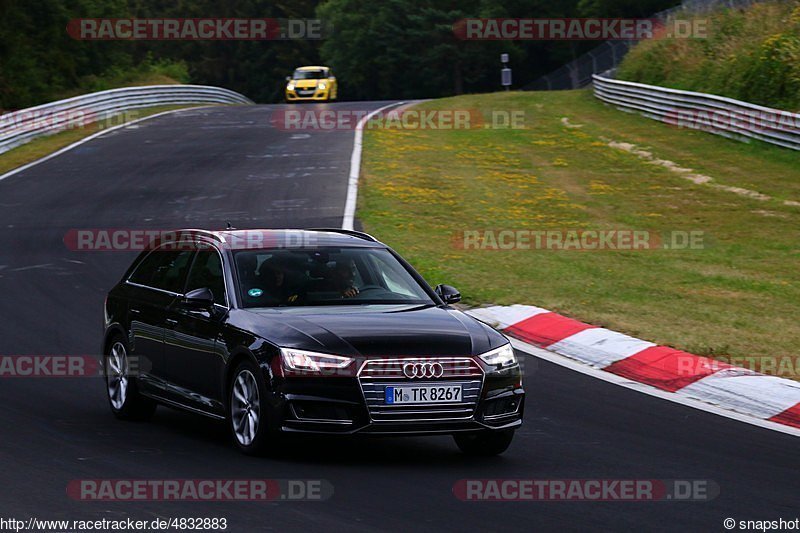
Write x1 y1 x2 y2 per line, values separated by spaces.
285 66 338 102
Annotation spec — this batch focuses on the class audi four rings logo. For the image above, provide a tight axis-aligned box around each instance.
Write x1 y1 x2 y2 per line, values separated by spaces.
403 362 444 379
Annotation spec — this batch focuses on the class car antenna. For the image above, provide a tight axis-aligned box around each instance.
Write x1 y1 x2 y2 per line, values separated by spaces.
226 221 236 230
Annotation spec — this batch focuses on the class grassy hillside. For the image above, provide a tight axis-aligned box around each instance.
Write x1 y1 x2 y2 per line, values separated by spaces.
52 59 189 101
617 1 800 110
359 90 800 378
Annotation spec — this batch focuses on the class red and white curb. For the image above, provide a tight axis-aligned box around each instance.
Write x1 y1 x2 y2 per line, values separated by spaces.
466 304 800 436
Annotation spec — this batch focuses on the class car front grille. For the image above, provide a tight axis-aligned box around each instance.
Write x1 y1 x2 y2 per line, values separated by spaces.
358 358 484 422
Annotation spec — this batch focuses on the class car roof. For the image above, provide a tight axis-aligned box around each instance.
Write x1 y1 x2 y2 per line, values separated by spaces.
295 66 329 71
179 228 386 250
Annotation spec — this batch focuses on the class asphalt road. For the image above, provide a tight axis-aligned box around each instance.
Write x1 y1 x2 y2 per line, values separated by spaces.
0 102 796 532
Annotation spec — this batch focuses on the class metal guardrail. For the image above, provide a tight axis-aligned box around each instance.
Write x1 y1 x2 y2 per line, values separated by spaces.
592 73 800 151
0 85 253 155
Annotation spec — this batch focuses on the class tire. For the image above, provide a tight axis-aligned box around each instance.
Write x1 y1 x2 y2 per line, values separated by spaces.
454 429 515 456
104 336 156 421
228 359 274 455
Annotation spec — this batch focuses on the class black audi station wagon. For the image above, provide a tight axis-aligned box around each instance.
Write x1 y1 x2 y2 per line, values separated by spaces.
103 229 525 455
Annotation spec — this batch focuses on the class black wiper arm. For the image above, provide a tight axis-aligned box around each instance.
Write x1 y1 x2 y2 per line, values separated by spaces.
386 303 436 313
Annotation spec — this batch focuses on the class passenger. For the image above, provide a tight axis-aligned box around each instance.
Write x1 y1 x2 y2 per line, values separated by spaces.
328 259 359 298
259 256 294 304
237 254 260 286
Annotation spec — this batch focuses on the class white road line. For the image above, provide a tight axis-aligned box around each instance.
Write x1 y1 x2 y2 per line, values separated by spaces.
342 101 406 231
0 106 213 183
511 337 800 438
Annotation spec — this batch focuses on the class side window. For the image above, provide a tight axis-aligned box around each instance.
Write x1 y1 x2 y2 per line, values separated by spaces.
185 246 227 306
129 248 194 293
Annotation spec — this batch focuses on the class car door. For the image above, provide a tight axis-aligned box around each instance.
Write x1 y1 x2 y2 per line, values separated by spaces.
163 241 228 415
125 245 195 395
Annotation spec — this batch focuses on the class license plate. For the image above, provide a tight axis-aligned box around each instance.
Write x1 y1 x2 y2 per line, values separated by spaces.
384 384 462 404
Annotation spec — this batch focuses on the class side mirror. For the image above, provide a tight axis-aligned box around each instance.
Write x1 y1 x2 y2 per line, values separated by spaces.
285 76 292 82
184 287 215 310
435 284 461 305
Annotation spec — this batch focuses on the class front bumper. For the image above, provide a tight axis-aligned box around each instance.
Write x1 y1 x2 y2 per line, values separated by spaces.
268 358 525 435
285 86 332 101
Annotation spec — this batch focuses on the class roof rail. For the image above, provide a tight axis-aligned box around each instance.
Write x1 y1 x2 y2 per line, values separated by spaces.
305 228 378 242
177 228 226 243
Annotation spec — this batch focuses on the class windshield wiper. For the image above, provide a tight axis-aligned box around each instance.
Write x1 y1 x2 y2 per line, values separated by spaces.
386 303 436 313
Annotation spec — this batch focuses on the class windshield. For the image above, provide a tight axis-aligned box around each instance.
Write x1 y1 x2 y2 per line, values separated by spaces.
293 69 326 80
234 247 434 308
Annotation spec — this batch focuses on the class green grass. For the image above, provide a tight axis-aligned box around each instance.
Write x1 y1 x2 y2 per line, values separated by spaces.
0 105 201 176
618 1 800 110
359 89 800 377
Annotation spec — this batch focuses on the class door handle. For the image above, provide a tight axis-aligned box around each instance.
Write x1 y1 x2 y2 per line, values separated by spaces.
165 318 178 327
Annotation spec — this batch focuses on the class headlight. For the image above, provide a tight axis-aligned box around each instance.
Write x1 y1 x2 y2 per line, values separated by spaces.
287 82 295 90
318 82 327 90
478 343 517 369
280 348 353 373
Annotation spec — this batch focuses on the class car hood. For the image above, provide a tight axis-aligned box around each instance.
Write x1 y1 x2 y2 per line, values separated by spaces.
233 305 505 357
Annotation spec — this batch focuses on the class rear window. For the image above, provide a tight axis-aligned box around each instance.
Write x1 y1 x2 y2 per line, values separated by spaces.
128 248 194 293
